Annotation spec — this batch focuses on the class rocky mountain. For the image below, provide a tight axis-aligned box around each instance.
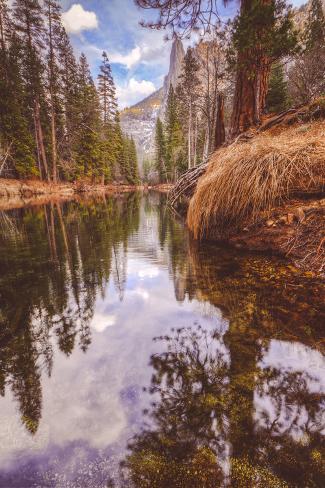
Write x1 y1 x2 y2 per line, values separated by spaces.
120 39 185 169
120 88 164 165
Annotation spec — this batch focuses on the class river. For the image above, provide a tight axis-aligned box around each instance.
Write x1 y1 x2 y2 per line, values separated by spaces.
0 192 324 487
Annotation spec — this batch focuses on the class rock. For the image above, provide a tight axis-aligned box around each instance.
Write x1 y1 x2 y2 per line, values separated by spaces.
266 219 274 227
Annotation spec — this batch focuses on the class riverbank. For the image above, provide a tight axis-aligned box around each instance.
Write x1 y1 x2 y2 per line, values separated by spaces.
0 178 173 211
180 108 325 275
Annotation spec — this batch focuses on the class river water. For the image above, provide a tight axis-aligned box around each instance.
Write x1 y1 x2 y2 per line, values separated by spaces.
0 192 324 488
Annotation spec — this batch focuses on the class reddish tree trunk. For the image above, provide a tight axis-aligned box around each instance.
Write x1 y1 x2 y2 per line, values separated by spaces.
230 0 271 137
214 93 225 149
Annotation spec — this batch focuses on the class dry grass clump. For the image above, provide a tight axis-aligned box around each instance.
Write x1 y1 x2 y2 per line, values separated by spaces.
187 122 325 239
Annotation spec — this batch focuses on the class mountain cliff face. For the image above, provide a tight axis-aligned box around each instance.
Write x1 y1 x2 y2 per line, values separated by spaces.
120 39 185 168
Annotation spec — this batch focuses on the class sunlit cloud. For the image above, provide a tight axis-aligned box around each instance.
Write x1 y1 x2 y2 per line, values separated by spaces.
62 4 98 34
110 46 142 69
91 313 117 332
116 78 156 109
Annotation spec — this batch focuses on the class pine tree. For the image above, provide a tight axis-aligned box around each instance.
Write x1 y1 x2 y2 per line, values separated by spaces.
176 47 201 169
13 0 49 180
0 31 36 177
112 112 125 182
266 62 289 113
97 52 118 182
57 26 79 176
155 118 167 182
128 137 139 184
44 0 63 182
74 54 102 180
165 85 184 180
305 0 325 50
98 51 117 124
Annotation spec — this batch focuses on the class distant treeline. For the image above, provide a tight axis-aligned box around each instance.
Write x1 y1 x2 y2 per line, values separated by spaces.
0 0 139 184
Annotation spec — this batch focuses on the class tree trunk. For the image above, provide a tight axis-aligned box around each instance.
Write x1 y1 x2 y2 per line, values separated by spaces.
33 112 43 179
193 113 198 167
230 0 271 137
214 93 226 149
34 100 49 181
50 100 58 182
188 102 192 169
48 5 58 183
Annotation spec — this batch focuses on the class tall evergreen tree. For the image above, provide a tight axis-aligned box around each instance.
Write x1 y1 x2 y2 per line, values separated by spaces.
265 61 289 113
155 118 167 182
97 51 117 124
13 0 49 180
74 54 102 179
97 52 119 182
57 26 79 175
176 47 201 169
165 85 184 180
305 0 325 50
0 31 35 177
44 0 63 182
128 137 139 184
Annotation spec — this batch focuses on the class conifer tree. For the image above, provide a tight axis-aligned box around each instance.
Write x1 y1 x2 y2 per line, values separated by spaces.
13 0 49 180
165 85 184 180
128 137 139 184
176 47 201 169
266 62 289 113
0 31 35 177
44 0 63 182
305 0 325 50
98 51 117 124
57 26 79 174
155 118 167 182
112 112 125 182
74 54 102 179
97 52 118 182
0 2 140 183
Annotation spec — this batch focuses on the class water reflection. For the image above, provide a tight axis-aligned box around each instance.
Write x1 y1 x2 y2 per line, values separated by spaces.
0 194 140 439
0 192 323 487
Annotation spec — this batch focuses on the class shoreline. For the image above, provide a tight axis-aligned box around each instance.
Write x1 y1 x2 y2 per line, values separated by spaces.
0 178 173 211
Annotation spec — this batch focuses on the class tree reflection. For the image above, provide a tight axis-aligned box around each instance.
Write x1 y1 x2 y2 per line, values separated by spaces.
123 323 324 487
124 208 324 487
0 193 140 434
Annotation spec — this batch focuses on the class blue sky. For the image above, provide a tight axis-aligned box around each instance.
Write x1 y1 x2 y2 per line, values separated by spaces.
60 0 307 109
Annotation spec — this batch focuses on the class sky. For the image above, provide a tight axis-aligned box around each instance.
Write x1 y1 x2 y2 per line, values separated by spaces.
60 0 307 109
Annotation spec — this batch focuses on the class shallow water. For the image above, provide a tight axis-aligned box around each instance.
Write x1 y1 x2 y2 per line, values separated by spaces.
0 192 324 488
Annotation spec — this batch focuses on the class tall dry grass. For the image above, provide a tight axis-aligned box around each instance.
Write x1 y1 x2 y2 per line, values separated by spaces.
187 122 325 239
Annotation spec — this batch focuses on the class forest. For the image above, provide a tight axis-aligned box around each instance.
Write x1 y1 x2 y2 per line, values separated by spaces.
0 0 139 184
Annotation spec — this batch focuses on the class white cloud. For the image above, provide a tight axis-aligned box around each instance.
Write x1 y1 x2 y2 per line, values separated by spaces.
116 78 156 109
62 4 98 34
91 313 117 333
110 46 142 69
109 44 168 70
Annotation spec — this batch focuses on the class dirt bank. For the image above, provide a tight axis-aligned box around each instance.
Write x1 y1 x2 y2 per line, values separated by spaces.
182 113 325 275
229 198 325 274
0 178 172 211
